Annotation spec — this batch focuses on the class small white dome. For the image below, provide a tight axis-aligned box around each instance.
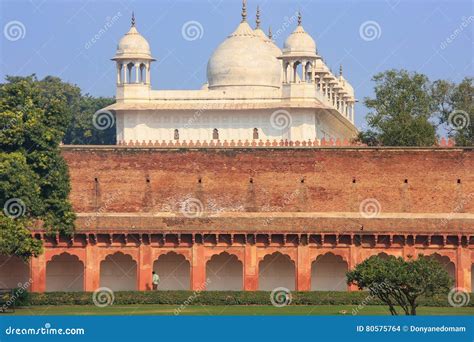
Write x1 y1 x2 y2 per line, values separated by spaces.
283 17 316 57
207 21 281 89
113 25 154 61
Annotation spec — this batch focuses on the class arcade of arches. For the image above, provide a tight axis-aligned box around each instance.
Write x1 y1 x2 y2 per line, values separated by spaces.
3 242 472 292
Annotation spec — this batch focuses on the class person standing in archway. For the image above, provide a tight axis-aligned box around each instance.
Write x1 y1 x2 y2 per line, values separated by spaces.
152 271 160 290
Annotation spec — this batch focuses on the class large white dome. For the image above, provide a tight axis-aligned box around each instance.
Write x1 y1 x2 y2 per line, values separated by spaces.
207 21 281 90
254 27 281 59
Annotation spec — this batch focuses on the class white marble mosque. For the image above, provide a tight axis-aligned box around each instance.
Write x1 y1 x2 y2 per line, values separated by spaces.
104 2 358 144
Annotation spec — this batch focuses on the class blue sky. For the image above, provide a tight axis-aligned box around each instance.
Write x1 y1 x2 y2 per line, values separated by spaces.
0 0 472 130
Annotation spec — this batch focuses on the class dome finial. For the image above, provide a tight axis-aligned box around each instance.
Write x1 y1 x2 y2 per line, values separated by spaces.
339 64 343 76
131 11 136 27
241 0 247 22
298 11 302 26
268 26 273 40
256 5 261 29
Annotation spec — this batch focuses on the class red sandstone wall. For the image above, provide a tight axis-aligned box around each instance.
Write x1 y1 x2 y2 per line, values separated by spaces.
62 147 474 216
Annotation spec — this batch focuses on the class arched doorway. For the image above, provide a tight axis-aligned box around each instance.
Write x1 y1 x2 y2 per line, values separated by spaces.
431 254 456 281
258 252 295 290
0 255 29 288
153 252 190 290
100 253 137 291
311 253 348 291
206 253 243 290
46 253 84 292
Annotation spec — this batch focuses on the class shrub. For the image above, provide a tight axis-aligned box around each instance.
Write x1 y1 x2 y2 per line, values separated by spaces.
20 290 471 307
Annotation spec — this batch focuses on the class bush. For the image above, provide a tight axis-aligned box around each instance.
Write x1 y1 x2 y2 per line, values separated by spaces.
0 288 29 310
12 288 30 307
20 290 471 307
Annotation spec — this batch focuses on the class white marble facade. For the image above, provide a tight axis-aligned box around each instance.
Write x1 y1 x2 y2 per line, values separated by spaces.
105 5 358 144
116 109 350 143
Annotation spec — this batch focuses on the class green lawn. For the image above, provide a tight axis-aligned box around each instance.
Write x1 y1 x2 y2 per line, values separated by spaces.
7 305 474 316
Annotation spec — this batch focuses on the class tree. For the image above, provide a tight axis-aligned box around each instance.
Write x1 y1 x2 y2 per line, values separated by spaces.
0 215 42 259
347 255 452 315
433 77 473 146
63 95 116 145
16 76 116 145
0 75 76 258
359 70 437 146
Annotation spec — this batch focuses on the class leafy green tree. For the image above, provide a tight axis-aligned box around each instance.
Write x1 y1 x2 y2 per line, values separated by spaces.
14 75 116 145
347 255 452 315
433 77 473 146
63 95 115 145
0 215 42 259
359 70 437 146
0 75 76 258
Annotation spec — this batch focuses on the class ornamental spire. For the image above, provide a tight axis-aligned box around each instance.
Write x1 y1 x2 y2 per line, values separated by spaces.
268 26 273 39
256 5 261 29
297 11 302 26
339 64 343 76
241 0 247 22
131 11 136 27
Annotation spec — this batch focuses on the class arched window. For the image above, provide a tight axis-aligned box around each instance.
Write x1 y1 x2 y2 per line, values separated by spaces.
253 128 259 140
140 63 146 83
127 62 134 83
212 128 219 140
174 129 179 140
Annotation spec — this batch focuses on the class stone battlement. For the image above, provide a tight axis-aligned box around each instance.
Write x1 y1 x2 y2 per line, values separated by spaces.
111 138 458 148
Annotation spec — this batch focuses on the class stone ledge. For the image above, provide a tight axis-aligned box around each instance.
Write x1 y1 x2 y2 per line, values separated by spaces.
69 215 474 233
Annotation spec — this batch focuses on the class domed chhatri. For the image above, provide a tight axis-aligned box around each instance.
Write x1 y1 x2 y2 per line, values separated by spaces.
112 12 155 90
282 12 317 57
113 12 155 61
106 3 357 146
206 2 280 89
